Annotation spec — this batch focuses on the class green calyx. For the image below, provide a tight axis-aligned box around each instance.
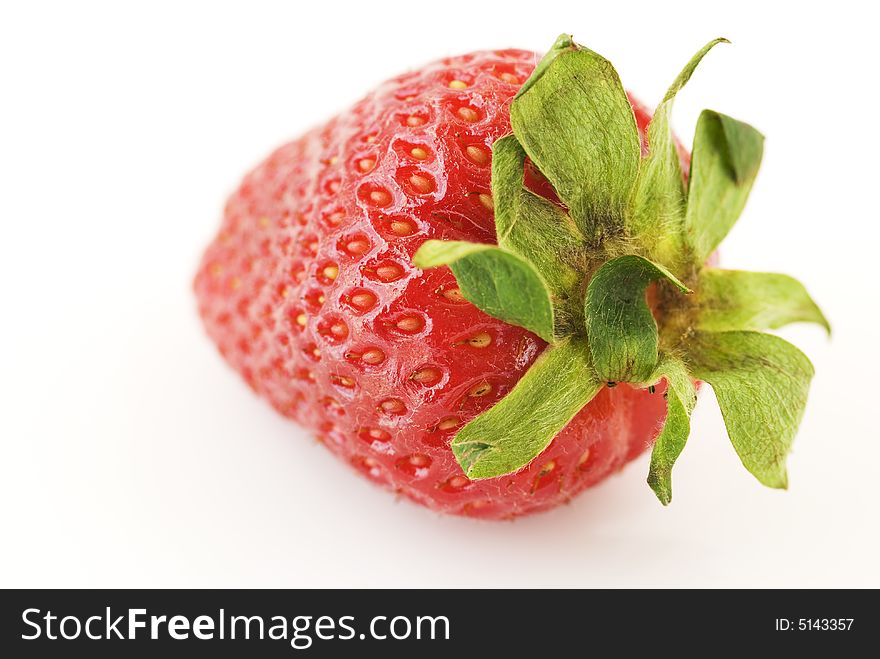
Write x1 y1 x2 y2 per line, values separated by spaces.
413 34 829 504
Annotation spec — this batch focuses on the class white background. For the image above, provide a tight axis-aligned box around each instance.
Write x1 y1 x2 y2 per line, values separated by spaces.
2 1 878 588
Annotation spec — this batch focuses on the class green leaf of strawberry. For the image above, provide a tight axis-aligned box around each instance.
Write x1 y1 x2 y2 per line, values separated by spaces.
646 356 697 505
510 38 641 240
686 111 764 261
632 38 728 263
696 268 830 334
585 255 690 383
491 135 583 300
451 338 600 479
413 240 556 342
686 331 815 488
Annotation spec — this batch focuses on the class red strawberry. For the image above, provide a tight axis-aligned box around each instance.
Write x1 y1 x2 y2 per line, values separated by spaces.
195 36 826 518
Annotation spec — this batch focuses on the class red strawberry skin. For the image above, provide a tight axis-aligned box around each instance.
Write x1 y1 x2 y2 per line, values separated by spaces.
195 49 668 519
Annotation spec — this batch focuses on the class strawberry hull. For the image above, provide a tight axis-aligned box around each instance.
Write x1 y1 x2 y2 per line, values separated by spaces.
195 49 670 518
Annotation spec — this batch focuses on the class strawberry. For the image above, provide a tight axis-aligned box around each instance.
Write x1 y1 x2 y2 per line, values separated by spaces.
195 35 827 518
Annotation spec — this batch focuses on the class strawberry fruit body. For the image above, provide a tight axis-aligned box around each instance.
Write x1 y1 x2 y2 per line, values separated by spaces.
195 36 827 518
